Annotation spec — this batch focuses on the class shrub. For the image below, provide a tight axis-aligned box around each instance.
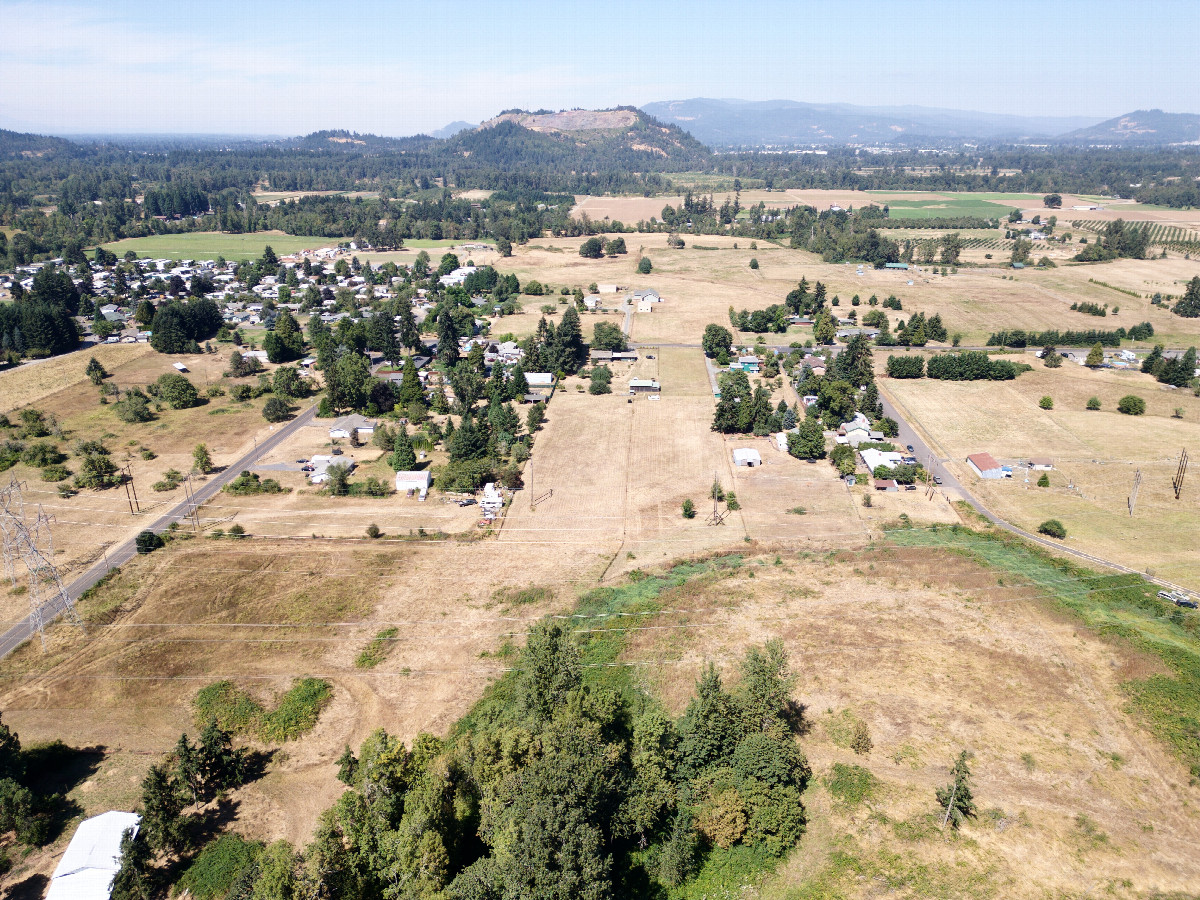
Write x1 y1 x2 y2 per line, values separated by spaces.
21 442 65 467
826 763 878 807
682 499 696 519
261 397 292 422
1038 519 1067 539
175 834 263 900
1117 395 1146 415
152 372 200 409
1037 473 1050 488
1086 396 1101 410
135 530 164 554
39 464 71 482
637 257 652 274
1039 396 1054 410
227 524 246 538
749 258 759 270
365 523 381 539
224 471 286 496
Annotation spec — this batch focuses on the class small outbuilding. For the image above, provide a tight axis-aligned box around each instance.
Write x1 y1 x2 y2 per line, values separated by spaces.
48 811 141 900
874 479 898 491
967 452 1007 479
629 379 661 393
732 448 762 467
394 470 431 500
1030 457 1054 471
172 362 189 372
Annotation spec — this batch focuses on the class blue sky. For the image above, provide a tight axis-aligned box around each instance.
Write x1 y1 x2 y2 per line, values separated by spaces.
1 0 1197 135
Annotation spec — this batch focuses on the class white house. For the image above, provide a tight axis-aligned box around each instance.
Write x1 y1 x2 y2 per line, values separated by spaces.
394 470 431 500
732 448 762 467
310 455 355 484
48 811 141 900
860 448 904 473
480 482 504 514
328 414 376 441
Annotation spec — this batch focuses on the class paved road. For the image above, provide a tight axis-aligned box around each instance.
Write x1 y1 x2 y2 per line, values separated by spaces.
0 404 319 658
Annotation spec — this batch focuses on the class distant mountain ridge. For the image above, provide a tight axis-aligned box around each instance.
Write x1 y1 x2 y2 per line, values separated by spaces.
1056 109 1200 145
641 98 1108 147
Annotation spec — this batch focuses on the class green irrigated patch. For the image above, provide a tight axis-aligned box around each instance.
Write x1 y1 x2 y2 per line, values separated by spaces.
888 525 1200 780
355 627 399 669
193 676 332 743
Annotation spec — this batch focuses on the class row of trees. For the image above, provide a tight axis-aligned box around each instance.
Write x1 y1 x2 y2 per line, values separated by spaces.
987 323 1153 348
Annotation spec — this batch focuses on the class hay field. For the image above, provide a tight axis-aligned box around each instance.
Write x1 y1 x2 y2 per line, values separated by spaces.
620 545 1200 898
0 535 613 851
883 362 1200 585
495 231 1200 349
101 231 340 261
0 347 311 607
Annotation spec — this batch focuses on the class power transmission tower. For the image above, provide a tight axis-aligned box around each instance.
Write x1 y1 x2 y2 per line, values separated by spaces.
1173 449 1189 501
1127 468 1142 517
0 478 84 649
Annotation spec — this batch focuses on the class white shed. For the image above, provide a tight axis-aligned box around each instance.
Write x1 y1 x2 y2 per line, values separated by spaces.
48 811 141 900
394 470 431 500
732 448 762 467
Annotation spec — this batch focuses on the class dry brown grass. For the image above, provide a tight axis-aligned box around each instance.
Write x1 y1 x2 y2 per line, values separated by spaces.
623 546 1200 898
882 361 1200 585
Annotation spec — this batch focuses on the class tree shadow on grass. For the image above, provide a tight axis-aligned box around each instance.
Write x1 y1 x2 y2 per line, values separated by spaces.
3 873 48 900
21 742 105 843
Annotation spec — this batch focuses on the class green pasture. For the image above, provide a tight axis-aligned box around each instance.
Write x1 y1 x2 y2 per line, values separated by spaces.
868 192 1020 220
101 232 340 261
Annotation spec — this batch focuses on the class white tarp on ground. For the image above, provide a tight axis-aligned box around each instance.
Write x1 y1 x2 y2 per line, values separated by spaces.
48 811 141 900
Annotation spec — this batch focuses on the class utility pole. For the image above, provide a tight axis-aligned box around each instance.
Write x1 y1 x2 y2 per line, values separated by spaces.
1127 468 1142 517
1174 448 1189 501
121 465 140 514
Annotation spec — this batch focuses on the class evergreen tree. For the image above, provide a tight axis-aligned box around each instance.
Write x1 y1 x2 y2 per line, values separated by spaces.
389 427 417 471
935 751 977 828
1085 342 1105 367
437 309 460 366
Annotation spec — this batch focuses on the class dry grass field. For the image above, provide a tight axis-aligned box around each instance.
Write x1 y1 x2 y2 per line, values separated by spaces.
0 346 313 610
882 359 1200 586
6 534 1199 898
479 231 1200 351
619 546 1200 898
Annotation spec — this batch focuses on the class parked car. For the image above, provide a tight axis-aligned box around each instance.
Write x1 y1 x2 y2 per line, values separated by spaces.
296 458 308 464
934 476 943 485
906 444 915 453
457 498 476 507
1179 599 1199 609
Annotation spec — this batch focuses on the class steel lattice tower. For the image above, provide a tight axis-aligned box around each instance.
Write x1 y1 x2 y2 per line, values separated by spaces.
0 478 84 648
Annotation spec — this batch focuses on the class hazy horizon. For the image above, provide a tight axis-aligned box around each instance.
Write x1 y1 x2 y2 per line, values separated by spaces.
2 0 1198 137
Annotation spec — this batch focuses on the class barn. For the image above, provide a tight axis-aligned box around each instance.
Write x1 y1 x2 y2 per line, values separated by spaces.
732 448 762 467
967 452 1008 479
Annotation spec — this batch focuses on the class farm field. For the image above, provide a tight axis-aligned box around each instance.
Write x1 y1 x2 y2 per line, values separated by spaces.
621 539 1200 898
6 528 1200 898
0 345 313 609
101 231 341 261
492 231 1200 348
881 358 1200 586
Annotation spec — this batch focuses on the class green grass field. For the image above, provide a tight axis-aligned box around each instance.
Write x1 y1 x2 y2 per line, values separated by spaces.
867 192 1021 220
101 232 340 261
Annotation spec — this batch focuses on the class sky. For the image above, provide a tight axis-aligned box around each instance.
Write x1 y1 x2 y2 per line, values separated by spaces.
2 0 1198 136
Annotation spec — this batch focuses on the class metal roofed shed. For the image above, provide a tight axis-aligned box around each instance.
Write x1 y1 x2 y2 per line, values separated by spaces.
48 811 141 900
629 379 660 393
966 452 1008 479
732 448 762 467
394 470 432 500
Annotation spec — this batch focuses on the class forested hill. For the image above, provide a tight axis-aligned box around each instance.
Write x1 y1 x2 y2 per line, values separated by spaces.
0 129 78 158
1057 110 1200 146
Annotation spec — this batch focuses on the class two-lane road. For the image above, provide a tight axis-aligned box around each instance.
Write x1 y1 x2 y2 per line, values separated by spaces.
0 404 318 658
